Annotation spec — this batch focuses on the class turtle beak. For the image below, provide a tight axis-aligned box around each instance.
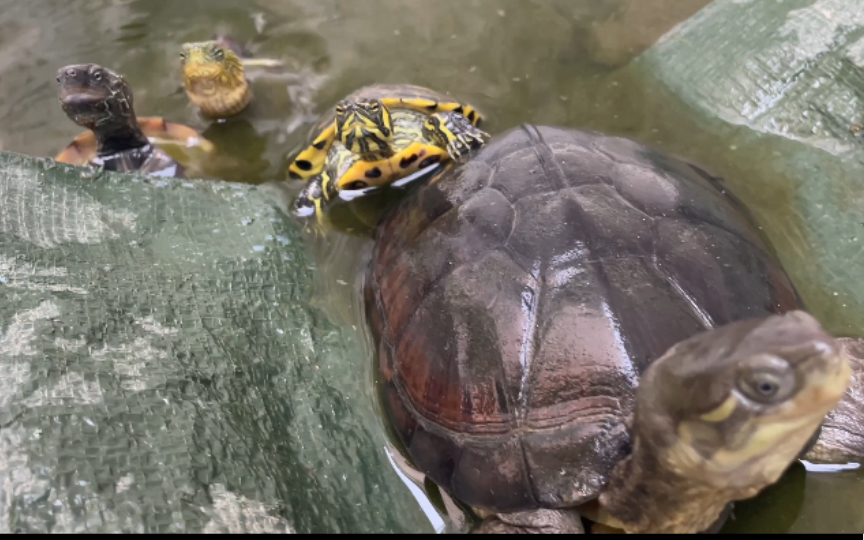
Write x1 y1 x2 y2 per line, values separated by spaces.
57 66 85 93
185 47 208 65
57 66 81 85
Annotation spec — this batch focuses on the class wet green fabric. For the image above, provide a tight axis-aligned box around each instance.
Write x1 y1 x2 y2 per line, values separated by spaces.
637 0 864 533
638 0 864 338
0 152 430 533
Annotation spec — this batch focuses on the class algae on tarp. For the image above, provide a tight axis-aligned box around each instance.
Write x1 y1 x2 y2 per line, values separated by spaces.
0 151 432 533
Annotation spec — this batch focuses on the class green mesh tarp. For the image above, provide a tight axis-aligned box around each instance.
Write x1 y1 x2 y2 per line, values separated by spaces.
635 0 864 533
0 151 432 533
636 0 864 338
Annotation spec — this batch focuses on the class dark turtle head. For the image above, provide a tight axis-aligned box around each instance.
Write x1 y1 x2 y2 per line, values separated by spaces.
57 64 135 130
636 311 850 493
57 63 150 156
334 99 394 157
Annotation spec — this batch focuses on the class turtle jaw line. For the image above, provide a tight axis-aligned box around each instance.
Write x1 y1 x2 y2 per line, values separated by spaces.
59 82 119 123
187 78 219 97
667 350 851 490
182 60 250 118
65 112 107 129
184 64 232 82
674 409 828 490
60 97 114 129
60 85 111 107
184 69 246 90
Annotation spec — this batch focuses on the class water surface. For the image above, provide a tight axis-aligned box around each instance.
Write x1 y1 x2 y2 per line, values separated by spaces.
0 0 859 533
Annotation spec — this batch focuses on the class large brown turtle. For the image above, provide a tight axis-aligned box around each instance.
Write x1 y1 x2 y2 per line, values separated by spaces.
365 124 864 534
55 63 212 178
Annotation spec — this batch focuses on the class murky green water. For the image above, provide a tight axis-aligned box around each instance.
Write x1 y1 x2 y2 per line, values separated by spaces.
0 0 860 533
0 0 711 182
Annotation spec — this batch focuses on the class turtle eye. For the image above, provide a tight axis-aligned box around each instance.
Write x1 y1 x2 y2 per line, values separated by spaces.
179 52 187 61
745 374 780 399
213 48 225 60
335 105 346 114
92 70 103 81
736 357 795 405
368 101 380 111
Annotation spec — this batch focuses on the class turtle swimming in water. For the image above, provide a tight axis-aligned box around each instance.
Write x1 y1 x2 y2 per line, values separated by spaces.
366 124 864 534
290 84 488 222
55 63 211 178
180 36 283 119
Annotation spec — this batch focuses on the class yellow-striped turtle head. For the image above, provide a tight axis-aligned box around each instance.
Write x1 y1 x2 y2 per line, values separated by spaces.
180 40 250 117
334 99 394 158
635 311 850 494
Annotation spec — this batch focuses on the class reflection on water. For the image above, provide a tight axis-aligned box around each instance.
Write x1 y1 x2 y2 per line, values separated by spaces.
0 0 708 184
0 0 860 534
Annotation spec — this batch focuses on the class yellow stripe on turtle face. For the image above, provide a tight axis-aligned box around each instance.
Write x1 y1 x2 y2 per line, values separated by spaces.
423 115 464 149
378 97 484 127
321 171 336 202
313 195 326 221
336 101 394 157
289 124 336 180
342 115 388 154
700 396 739 423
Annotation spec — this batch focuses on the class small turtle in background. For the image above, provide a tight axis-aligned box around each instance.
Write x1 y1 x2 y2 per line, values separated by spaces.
290 84 489 224
180 36 283 119
55 63 211 178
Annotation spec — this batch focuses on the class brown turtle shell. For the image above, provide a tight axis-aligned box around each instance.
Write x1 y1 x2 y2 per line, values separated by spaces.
55 117 213 173
365 125 802 513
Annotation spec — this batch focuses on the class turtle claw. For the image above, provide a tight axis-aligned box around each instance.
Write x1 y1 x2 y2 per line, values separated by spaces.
446 129 489 162
445 119 489 163
292 189 319 219
292 174 330 224
425 111 490 163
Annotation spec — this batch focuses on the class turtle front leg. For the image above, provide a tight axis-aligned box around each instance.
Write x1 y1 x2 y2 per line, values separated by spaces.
473 509 585 534
804 337 864 464
293 174 327 219
292 172 338 235
423 111 489 162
